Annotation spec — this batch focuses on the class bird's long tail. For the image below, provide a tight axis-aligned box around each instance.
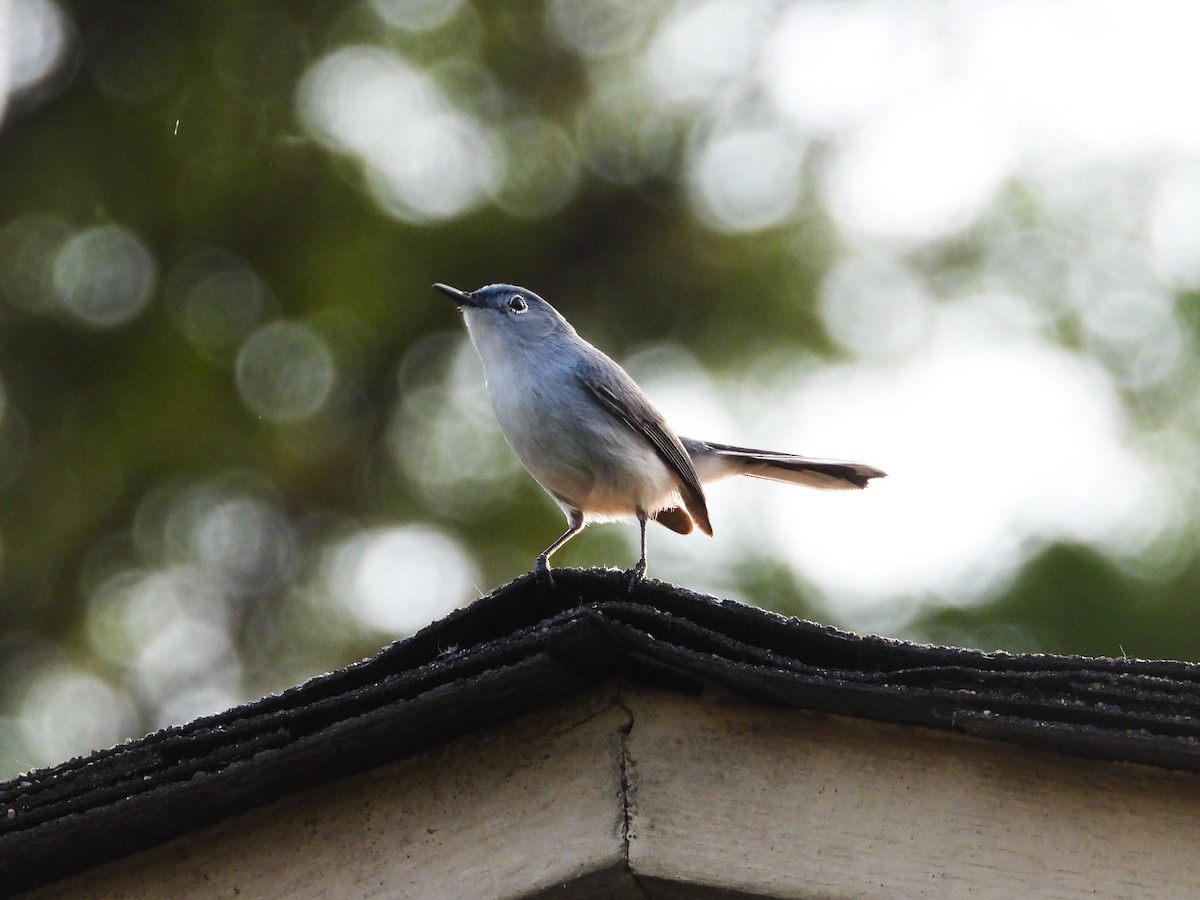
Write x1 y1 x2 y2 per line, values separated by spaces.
681 438 886 490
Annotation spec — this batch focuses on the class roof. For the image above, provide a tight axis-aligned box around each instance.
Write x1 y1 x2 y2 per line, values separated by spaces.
4 568 1200 894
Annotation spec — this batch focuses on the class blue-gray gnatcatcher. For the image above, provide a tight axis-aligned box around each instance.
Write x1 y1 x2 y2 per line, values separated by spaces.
434 282 885 584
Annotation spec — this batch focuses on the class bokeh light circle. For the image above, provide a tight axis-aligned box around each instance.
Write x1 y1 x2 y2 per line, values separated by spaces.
235 321 336 423
52 224 157 327
327 525 479 635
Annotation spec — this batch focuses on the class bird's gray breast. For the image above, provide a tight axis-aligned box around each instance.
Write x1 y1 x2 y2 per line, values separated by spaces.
484 347 666 513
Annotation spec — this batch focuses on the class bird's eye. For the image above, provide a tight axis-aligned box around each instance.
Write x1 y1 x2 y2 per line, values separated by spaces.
508 296 528 313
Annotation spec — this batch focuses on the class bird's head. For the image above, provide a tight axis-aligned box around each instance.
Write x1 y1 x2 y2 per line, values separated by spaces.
433 283 573 354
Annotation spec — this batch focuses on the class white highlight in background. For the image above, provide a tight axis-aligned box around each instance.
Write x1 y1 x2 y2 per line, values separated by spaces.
328 525 479 634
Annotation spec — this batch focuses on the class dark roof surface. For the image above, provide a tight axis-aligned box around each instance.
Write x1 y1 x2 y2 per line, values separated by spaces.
4 568 1200 894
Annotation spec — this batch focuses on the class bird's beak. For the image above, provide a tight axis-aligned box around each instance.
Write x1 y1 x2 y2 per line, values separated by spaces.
433 283 478 307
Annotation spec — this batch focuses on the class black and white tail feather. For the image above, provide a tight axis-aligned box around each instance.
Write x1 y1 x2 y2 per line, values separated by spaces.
683 438 884 491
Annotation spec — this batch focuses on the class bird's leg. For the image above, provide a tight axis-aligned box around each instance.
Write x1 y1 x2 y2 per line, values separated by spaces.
626 511 649 591
534 509 585 588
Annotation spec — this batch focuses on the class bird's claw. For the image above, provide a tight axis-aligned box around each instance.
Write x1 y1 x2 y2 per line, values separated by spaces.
534 556 555 588
624 559 647 593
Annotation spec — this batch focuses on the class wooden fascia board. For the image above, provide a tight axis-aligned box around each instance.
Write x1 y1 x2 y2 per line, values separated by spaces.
32 688 634 900
626 688 1200 897
32 683 1200 899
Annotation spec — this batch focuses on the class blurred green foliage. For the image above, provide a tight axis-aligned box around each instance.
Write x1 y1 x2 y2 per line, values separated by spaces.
0 0 1197 776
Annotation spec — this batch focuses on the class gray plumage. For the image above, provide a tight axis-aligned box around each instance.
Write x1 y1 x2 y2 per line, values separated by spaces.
434 282 885 584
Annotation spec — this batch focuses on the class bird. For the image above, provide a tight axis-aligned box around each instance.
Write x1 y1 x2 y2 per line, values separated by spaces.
434 282 885 585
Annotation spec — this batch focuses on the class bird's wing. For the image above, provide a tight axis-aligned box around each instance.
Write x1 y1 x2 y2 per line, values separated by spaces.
577 363 713 536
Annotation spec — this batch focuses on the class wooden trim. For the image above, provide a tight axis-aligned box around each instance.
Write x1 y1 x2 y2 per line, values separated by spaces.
32 689 633 899
32 685 1200 898
624 688 1200 897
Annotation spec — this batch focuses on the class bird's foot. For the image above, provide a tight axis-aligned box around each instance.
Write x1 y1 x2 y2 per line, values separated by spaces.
534 556 555 589
624 559 647 593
